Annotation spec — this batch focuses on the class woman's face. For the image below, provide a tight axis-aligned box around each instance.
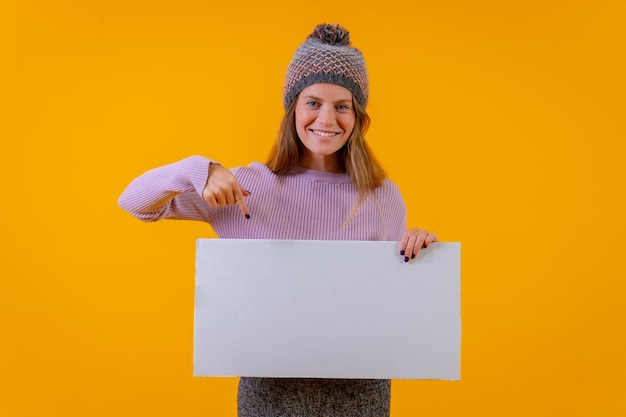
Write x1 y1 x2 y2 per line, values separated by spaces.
295 83 355 172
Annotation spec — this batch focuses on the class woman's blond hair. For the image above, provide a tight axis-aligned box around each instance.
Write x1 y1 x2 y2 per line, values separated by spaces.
266 95 386 219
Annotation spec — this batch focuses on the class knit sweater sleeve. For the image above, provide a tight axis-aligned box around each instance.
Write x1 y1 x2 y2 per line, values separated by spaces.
380 179 408 241
117 155 218 223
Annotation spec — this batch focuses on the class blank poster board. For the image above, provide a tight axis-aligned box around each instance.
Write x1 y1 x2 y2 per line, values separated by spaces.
194 239 461 380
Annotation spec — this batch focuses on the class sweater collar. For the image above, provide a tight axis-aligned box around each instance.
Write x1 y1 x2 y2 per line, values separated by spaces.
289 165 352 184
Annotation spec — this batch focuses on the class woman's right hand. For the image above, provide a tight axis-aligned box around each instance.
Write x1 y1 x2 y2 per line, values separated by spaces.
202 163 251 219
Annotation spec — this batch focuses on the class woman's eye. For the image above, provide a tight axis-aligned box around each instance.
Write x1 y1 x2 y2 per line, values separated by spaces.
337 104 350 111
306 101 319 108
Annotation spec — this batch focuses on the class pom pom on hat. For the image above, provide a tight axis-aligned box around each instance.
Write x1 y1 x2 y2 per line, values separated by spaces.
283 23 368 109
309 23 351 46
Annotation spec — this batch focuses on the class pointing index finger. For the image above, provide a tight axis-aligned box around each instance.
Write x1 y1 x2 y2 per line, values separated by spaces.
235 188 251 219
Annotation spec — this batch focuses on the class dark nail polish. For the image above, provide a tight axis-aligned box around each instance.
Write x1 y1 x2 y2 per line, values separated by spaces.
404 256 409 263
422 243 427 249
245 214 251 219
411 253 415 259
400 250 405 256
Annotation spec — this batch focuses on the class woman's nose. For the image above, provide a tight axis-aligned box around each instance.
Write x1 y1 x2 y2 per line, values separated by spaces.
317 106 335 125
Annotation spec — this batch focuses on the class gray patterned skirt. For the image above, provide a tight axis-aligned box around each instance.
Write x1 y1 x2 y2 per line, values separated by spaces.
238 377 391 417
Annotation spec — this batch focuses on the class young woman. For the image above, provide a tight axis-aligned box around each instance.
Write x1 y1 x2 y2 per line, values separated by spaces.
119 23 437 417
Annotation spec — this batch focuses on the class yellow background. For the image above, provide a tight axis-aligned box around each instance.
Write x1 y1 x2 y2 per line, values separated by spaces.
1 0 625 416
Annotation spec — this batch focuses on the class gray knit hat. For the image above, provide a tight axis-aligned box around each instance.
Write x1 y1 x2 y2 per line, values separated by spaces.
283 23 369 109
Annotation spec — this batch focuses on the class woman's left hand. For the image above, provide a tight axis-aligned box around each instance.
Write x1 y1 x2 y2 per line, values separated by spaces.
399 228 438 262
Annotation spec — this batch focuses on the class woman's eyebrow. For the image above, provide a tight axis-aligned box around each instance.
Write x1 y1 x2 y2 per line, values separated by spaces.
302 95 352 104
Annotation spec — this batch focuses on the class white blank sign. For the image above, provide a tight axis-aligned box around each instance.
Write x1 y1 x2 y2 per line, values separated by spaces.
194 239 460 380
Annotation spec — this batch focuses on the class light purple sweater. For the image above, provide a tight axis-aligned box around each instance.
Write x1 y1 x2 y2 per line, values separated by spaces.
118 155 407 417
118 155 407 242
